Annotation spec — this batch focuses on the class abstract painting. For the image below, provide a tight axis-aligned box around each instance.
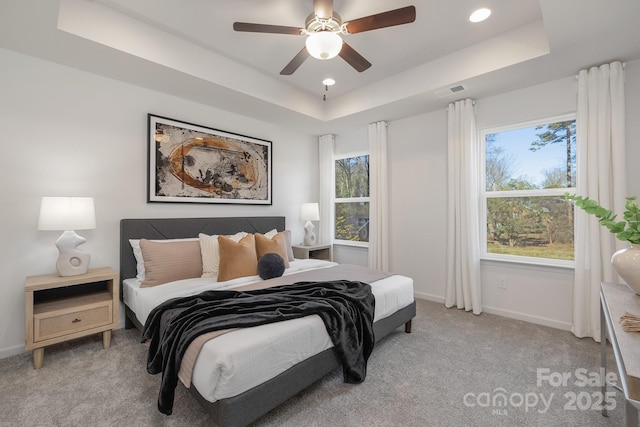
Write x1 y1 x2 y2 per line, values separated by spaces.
148 114 272 204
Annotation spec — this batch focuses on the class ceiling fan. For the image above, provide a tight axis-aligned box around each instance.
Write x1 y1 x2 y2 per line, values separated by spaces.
233 0 416 75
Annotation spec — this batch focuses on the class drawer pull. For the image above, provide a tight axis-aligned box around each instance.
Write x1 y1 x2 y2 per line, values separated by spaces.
72 318 81 323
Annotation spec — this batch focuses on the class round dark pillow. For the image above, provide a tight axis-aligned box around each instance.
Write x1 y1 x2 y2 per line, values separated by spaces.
258 252 286 280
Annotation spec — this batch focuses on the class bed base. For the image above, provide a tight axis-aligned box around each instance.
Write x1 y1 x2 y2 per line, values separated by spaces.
124 306 143 330
119 217 416 427
189 300 416 427
125 300 415 427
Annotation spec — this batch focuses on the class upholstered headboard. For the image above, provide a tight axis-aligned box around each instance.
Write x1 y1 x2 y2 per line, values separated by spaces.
119 216 286 296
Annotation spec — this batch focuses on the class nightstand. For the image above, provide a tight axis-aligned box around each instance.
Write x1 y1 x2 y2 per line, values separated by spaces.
24 266 119 369
292 244 333 261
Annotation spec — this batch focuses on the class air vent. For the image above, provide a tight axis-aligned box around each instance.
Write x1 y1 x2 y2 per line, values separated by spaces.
435 84 467 98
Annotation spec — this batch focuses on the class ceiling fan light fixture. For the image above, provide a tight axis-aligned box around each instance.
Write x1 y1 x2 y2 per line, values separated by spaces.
234 5 416 75
305 31 343 60
322 78 335 86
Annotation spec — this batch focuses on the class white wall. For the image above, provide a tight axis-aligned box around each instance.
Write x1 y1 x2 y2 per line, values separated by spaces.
3 44 639 357
0 48 318 358
387 111 448 301
625 60 640 198
337 59 640 331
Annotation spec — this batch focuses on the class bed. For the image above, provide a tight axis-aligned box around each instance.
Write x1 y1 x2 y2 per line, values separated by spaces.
120 216 416 427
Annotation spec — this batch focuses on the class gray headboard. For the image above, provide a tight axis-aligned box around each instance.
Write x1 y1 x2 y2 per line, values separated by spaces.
119 216 286 297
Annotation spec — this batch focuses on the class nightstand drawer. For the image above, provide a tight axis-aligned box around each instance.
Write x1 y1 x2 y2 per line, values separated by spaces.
33 297 113 342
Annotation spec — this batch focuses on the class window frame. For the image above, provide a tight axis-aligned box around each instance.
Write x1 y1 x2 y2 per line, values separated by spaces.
479 113 577 268
333 150 370 248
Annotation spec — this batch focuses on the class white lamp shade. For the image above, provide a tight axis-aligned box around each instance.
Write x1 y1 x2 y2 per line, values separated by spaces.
38 197 96 231
305 31 342 60
301 203 320 221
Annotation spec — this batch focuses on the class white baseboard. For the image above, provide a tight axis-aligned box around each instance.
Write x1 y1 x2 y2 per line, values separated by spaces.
0 344 26 360
482 305 573 331
1 324 126 361
414 292 444 304
413 293 572 331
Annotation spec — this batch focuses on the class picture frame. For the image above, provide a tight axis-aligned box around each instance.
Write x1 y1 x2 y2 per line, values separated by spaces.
148 114 272 205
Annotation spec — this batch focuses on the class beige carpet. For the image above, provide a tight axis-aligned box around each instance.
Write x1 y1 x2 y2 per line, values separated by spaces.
0 299 627 426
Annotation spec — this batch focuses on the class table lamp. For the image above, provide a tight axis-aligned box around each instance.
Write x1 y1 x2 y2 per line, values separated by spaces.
37 197 96 276
301 202 320 246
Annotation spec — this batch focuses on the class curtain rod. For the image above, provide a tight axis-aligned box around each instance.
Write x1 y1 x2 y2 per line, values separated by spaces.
575 61 626 79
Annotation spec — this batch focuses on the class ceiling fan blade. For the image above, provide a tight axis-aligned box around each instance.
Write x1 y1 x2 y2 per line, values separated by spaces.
313 0 333 20
280 47 310 75
344 5 416 34
233 22 303 35
339 42 371 72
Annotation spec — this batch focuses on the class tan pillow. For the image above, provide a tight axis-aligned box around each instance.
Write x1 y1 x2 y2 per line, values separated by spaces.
264 229 294 261
139 239 202 287
255 233 290 268
217 234 258 282
129 237 198 281
199 232 247 278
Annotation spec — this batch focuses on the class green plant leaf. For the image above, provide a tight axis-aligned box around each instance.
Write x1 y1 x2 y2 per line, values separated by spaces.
565 193 640 244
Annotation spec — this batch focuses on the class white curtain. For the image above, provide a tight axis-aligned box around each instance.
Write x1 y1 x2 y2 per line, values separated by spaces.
368 121 389 271
572 61 626 340
318 134 335 245
445 99 482 314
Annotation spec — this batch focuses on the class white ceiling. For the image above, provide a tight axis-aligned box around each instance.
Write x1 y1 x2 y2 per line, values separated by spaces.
2 0 640 134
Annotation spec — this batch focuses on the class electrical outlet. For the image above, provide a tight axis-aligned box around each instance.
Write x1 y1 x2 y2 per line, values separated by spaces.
498 276 507 289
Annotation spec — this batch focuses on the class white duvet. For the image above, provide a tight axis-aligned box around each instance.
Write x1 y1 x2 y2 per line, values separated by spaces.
123 259 414 403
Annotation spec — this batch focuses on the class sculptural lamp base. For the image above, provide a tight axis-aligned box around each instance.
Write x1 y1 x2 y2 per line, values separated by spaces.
303 221 316 246
55 230 91 277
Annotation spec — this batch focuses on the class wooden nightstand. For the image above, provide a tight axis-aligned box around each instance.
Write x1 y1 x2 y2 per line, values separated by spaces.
24 266 119 369
292 244 333 261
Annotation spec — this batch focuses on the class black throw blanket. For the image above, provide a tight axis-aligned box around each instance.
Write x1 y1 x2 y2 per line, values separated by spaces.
142 280 376 415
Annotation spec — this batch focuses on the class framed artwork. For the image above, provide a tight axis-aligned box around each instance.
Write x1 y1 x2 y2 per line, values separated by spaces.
148 114 272 205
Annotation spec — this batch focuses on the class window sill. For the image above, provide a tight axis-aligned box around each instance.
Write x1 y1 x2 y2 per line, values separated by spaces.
480 255 574 272
333 240 369 249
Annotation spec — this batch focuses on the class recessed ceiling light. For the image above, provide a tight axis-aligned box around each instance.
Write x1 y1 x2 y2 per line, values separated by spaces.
469 8 491 23
322 78 336 86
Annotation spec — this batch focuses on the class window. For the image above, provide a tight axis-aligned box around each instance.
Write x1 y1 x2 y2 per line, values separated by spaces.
334 153 369 245
481 115 576 264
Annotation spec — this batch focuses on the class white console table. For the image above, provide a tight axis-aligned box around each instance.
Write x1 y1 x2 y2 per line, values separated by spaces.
600 282 640 426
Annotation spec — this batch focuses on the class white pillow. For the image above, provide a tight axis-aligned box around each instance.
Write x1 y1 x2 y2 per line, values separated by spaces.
129 238 198 281
199 232 248 278
264 229 278 239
